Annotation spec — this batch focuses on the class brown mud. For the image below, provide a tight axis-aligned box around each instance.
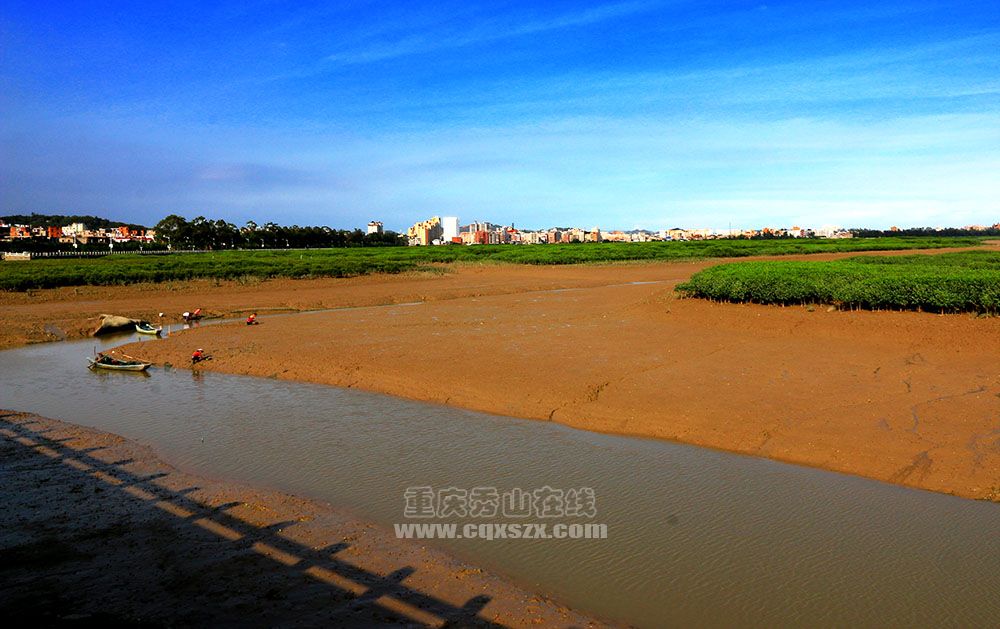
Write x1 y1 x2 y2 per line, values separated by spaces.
0 411 608 627
4 246 1000 501
117 255 1000 502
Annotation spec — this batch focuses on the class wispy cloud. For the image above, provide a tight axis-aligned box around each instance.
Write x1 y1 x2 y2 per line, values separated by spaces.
545 33 1000 108
6 1 999 229
197 162 324 189
320 110 1000 228
323 1 662 66
281 31 1000 130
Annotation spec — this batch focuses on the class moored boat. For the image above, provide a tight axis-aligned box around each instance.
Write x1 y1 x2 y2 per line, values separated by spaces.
135 321 161 336
88 353 152 371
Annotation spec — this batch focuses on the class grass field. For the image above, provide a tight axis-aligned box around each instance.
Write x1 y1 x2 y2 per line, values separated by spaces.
0 237 984 291
676 250 1000 314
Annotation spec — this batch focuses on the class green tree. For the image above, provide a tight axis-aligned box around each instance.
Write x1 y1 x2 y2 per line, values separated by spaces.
153 214 191 249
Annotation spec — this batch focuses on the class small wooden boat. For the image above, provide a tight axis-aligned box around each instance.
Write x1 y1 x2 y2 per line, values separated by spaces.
88 354 152 371
135 321 161 336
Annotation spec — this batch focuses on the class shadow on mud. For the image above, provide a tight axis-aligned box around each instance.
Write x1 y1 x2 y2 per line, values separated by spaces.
0 413 501 627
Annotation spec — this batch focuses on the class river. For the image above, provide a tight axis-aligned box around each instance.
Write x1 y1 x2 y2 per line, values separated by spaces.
2 325 998 627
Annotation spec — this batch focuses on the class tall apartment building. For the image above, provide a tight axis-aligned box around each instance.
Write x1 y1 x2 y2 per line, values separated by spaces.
441 216 459 242
406 216 443 245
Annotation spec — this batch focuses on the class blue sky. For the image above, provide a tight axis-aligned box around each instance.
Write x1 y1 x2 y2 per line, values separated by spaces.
1 1 998 231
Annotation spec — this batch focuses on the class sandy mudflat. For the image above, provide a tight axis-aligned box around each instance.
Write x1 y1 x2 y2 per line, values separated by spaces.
4 248 1000 502
0 244 992 350
105 255 1000 502
0 411 608 627
0 263 712 350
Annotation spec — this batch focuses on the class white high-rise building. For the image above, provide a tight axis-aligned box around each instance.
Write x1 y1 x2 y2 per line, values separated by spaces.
442 216 459 242
367 221 384 235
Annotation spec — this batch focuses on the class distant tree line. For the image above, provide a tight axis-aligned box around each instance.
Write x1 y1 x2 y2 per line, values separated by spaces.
1 212 405 252
153 215 405 249
850 226 1000 238
1 213 148 231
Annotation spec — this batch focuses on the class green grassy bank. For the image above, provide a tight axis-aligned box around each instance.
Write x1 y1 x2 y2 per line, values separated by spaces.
677 250 1000 314
0 237 983 291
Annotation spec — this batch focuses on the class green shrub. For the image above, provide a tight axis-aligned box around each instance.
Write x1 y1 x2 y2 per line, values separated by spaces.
676 251 1000 314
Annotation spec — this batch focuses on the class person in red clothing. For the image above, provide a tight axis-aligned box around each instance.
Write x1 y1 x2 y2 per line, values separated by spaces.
246 313 258 325
191 348 205 364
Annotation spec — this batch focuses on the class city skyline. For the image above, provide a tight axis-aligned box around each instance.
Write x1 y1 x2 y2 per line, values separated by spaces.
2 1 999 231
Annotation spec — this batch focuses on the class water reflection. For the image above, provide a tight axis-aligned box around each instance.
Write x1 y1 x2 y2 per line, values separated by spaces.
1 332 999 627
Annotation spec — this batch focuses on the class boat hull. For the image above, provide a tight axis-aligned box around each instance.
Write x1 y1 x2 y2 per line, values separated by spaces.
88 358 152 372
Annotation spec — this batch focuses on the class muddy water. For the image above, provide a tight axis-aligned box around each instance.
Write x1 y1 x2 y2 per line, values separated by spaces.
2 329 999 627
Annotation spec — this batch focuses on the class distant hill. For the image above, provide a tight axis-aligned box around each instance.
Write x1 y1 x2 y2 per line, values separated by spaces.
0 213 149 231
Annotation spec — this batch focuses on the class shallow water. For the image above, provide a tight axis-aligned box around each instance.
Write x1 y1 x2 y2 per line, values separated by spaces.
2 328 999 627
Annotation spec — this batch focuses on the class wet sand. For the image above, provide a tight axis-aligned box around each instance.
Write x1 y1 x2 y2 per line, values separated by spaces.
0 264 699 350
0 411 607 627
108 257 1000 502
2 244 993 350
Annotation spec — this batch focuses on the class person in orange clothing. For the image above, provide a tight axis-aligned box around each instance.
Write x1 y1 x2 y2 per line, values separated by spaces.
246 313 258 325
191 348 205 364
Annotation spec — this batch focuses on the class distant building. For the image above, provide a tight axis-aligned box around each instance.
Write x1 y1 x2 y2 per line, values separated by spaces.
815 225 845 238
520 230 544 244
406 217 443 246
441 216 459 242
367 221 384 235
464 221 493 234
